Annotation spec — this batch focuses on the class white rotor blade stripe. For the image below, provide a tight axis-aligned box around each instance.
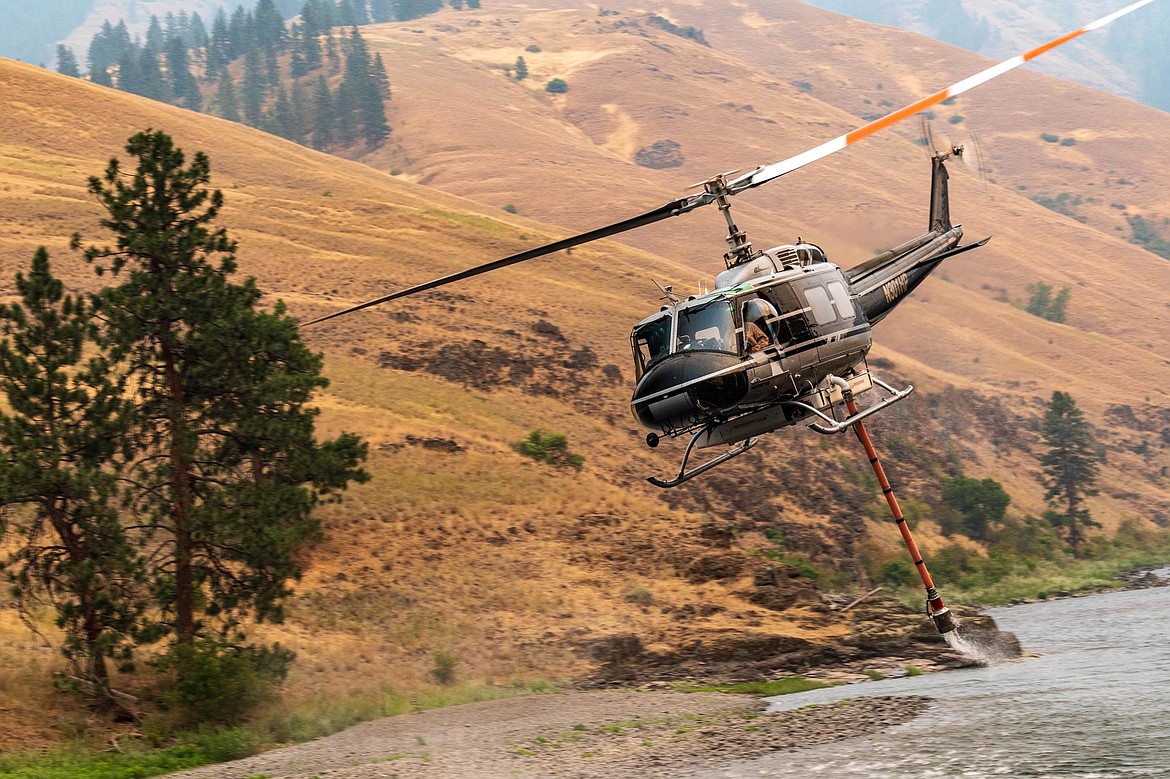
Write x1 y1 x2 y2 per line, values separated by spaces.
734 0 1157 190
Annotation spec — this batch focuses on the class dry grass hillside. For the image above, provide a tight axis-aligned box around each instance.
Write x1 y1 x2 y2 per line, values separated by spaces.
2 0 1170 750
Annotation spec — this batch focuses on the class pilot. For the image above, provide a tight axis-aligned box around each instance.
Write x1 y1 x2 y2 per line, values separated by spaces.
745 320 770 352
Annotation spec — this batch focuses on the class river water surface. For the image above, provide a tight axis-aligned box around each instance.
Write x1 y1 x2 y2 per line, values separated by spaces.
693 575 1170 778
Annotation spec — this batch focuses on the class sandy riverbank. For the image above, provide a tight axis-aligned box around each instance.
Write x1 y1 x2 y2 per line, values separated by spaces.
166 691 928 779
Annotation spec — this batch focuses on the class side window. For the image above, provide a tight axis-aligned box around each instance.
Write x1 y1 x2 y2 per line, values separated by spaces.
761 286 811 345
827 281 856 321
803 285 837 325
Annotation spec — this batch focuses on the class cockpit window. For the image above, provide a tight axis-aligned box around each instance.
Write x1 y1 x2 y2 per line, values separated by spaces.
632 315 672 378
676 300 735 353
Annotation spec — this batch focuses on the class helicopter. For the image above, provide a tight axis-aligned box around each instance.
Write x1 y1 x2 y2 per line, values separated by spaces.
626 145 985 487
306 0 1154 488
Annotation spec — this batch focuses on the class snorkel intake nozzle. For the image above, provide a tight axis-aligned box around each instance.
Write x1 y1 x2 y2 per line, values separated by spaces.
930 605 957 635
927 587 957 635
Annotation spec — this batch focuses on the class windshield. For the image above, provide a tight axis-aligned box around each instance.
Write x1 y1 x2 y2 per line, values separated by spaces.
676 300 735 353
632 315 673 378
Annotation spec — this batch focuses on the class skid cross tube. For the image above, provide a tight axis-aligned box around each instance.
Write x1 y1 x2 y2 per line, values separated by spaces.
646 431 758 489
846 397 957 635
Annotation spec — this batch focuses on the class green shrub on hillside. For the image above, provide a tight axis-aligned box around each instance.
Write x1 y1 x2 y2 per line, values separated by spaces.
939 476 1010 540
880 560 915 587
545 78 568 94
516 429 584 470
1024 281 1071 323
157 640 293 726
1128 214 1170 260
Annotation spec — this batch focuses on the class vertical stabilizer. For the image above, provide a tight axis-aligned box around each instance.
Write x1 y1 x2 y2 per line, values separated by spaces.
929 152 954 233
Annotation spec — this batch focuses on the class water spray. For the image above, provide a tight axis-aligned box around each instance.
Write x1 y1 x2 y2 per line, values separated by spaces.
844 393 956 636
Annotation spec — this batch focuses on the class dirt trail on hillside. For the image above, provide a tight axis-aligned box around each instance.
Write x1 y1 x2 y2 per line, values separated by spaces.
168 691 928 779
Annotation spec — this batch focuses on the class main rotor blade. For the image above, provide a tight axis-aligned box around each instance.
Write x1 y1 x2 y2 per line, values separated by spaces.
303 196 695 325
726 0 1158 194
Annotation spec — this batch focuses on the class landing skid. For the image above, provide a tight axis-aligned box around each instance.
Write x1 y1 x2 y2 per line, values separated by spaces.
644 373 912 488
646 431 758 489
783 376 913 434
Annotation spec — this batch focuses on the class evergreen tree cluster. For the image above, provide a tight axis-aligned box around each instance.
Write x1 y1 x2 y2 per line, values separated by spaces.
0 131 368 713
54 0 473 151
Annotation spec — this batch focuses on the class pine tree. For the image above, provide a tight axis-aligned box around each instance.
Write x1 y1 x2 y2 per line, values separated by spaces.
228 6 251 61
145 15 166 54
212 71 242 120
115 48 140 95
0 249 141 697
302 0 335 36
207 10 231 79
73 130 367 659
1040 391 1101 557
91 64 114 88
243 47 266 126
166 36 203 110
336 0 365 26
56 46 81 78
88 20 133 79
189 12 210 49
289 24 308 77
373 52 391 98
450 0 465 10
268 86 301 142
514 56 528 80
312 74 335 148
336 29 390 146
135 47 170 102
303 22 324 72
292 80 314 140
214 72 242 121
266 45 282 88
397 0 443 20
333 74 358 145
255 0 288 53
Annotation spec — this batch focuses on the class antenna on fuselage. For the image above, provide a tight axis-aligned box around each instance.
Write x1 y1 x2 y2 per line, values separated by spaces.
653 279 680 305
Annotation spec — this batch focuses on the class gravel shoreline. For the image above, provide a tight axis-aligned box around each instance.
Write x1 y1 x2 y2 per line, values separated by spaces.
167 691 930 779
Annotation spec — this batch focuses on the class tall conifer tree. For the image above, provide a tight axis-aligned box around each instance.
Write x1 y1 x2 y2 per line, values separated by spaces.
165 36 203 110
73 131 367 662
1040 391 1101 557
312 75 335 148
56 45 81 78
243 47 266 126
145 15 166 54
0 249 140 697
214 72 242 121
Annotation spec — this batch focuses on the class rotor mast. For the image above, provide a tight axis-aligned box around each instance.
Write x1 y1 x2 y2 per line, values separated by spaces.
702 172 755 269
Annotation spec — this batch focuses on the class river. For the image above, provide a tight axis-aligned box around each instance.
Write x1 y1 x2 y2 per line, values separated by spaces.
692 574 1170 778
